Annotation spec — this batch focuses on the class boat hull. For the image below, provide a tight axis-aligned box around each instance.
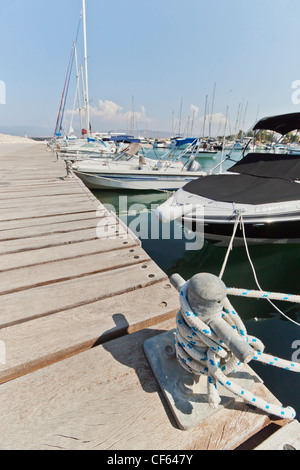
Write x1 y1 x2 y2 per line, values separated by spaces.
73 170 202 191
182 216 300 246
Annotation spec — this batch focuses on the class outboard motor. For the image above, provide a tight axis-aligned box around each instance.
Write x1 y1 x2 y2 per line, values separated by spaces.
186 159 201 172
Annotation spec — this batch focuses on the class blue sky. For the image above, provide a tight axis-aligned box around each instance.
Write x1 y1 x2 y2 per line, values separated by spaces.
1 0 300 136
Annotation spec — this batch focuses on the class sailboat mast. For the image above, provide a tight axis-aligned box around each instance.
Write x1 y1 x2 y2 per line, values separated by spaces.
178 98 183 135
209 82 216 138
202 95 208 138
74 43 83 133
82 0 90 137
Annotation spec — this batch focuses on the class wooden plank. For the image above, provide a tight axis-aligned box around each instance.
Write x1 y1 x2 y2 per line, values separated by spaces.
0 187 87 199
0 217 103 241
0 260 169 328
0 238 138 271
0 178 66 187
0 202 101 223
0 211 104 231
1 175 65 182
0 176 72 186
0 281 179 384
1 194 90 209
0 320 281 450
0 181 80 193
254 420 300 450
0 245 150 295
0 200 100 222
0 222 128 255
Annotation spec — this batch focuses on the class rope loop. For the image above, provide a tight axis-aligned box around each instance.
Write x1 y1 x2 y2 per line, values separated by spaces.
175 281 298 420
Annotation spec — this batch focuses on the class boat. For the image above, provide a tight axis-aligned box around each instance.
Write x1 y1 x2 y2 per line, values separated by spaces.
168 137 197 150
153 139 171 148
156 112 300 245
185 140 218 158
287 144 300 155
59 138 117 157
72 144 206 191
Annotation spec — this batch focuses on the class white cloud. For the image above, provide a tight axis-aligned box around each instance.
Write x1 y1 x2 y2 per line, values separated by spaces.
89 99 127 121
190 104 199 116
89 99 151 126
65 99 153 131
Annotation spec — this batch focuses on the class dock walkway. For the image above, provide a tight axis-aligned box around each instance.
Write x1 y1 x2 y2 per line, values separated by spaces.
0 143 298 450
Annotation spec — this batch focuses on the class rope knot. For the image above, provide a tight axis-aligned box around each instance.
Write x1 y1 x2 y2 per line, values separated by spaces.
171 273 298 420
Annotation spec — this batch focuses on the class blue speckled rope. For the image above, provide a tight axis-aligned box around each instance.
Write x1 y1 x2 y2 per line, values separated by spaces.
175 282 299 420
227 287 300 304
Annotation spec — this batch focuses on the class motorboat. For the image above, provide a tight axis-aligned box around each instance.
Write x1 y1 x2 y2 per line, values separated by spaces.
156 112 300 245
72 144 206 191
59 138 117 157
185 140 218 158
287 144 300 155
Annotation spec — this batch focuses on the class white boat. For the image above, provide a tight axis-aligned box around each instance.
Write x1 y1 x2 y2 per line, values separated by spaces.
153 139 170 148
59 139 117 157
287 144 300 155
156 112 300 245
72 148 206 191
185 140 218 158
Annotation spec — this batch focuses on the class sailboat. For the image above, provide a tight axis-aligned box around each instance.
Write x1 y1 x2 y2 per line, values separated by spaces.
52 0 94 150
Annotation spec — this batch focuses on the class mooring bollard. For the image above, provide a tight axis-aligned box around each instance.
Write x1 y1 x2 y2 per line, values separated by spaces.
145 272 300 430
170 272 298 420
172 272 255 364
63 159 74 179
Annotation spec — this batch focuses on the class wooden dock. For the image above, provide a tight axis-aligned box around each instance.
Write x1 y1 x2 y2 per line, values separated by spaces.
0 142 298 451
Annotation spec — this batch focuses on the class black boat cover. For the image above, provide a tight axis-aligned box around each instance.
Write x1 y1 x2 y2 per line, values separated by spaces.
229 152 300 181
184 174 300 205
253 112 300 135
183 113 300 205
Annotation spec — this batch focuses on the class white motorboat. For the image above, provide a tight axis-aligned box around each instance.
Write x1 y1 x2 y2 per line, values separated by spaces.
287 144 300 155
72 147 206 191
156 112 300 245
185 141 218 158
59 138 117 157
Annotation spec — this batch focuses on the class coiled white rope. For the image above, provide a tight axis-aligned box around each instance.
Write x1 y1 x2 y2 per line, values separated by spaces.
175 281 299 419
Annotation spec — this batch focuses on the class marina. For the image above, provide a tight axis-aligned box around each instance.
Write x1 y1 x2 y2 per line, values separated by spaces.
2 0 300 454
0 140 299 450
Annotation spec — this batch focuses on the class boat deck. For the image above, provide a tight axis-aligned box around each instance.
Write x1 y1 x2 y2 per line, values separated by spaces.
0 142 298 450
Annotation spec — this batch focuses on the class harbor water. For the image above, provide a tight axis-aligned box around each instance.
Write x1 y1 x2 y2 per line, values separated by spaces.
92 149 300 418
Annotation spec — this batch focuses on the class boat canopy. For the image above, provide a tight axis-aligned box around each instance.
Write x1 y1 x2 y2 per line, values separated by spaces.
253 112 300 135
229 152 300 181
110 135 140 143
184 149 300 205
183 173 300 205
175 138 197 147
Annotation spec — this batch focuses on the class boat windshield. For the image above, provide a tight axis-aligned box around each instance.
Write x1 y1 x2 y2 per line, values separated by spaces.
112 152 137 162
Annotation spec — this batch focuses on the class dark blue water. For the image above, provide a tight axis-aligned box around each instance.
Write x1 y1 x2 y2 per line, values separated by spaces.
92 149 300 418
